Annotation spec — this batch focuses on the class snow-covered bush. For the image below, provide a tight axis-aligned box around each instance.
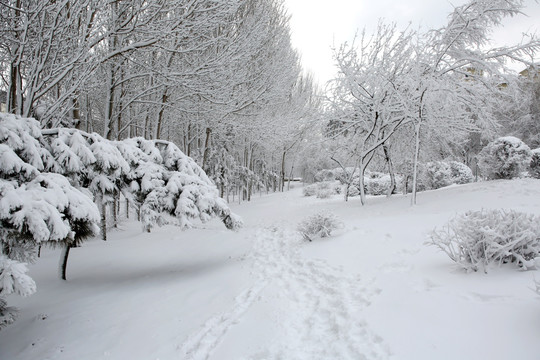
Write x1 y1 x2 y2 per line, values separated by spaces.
313 181 341 198
346 184 360 197
362 171 403 195
428 209 540 272
0 255 36 329
449 161 474 184
477 136 532 180
314 169 336 182
529 148 540 179
420 161 452 190
297 212 342 241
365 172 389 195
418 161 473 191
304 181 341 198
316 188 333 199
303 184 318 197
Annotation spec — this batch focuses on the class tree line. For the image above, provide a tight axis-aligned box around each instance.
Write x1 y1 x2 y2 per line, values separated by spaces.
0 0 320 200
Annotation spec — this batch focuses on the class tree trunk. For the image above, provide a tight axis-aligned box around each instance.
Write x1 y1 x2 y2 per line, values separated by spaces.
8 0 22 114
411 121 422 206
72 95 81 129
412 91 426 206
112 194 118 228
59 244 72 280
280 150 286 192
358 151 376 205
125 198 129 219
155 92 168 140
383 144 396 197
8 62 20 114
202 127 212 169
104 64 115 140
100 201 107 241
359 162 367 205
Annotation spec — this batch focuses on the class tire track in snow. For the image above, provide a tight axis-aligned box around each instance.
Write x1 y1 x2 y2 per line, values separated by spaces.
179 226 388 360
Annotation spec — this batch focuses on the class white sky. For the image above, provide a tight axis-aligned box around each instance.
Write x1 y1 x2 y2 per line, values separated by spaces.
284 0 540 85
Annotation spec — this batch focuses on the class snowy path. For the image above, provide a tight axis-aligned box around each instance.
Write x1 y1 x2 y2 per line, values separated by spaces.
179 226 388 360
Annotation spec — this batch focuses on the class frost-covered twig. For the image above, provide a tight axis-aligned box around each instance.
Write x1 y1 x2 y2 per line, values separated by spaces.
427 209 540 272
297 212 343 241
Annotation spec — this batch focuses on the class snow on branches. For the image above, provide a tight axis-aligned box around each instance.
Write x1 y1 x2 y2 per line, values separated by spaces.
41 129 242 235
428 209 540 273
0 114 100 257
0 113 101 323
137 140 243 232
1 112 240 296
0 255 36 329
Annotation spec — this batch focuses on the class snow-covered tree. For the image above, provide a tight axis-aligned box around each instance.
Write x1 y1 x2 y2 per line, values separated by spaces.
328 22 417 204
407 0 540 203
140 140 243 231
42 128 130 241
0 115 100 279
328 0 539 205
477 136 532 179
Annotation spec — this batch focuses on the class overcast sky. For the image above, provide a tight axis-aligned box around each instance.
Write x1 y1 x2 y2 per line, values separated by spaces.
284 0 540 85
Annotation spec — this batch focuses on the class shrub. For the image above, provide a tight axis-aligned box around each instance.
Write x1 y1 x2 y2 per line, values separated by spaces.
530 149 540 179
365 172 388 195
346 184 360 197
316 188 334 199
421 161 452 190
303 184 318 197
303 181 342 198
428 209 540 272
477 136 532 180
314 169 336 182
417 161 475 191
449 161 474 184
297 211 342 241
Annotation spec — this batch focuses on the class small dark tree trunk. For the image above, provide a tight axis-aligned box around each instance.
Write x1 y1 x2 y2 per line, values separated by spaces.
100 201 107 241
202 127 212 169
59 245 72 280
280 151 286 192
112 195 118 229
125 198 129 219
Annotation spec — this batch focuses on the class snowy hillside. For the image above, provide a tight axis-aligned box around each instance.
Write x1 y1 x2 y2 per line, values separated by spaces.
1 179 539 360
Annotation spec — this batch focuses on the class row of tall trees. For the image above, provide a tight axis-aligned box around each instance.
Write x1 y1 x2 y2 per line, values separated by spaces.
321 0 539 204
0 0 320 201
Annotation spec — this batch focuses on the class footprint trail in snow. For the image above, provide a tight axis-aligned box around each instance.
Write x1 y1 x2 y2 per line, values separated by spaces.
179 226 388 360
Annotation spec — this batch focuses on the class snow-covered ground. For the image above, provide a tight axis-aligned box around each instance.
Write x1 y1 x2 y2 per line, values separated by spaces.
1 179 539 360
